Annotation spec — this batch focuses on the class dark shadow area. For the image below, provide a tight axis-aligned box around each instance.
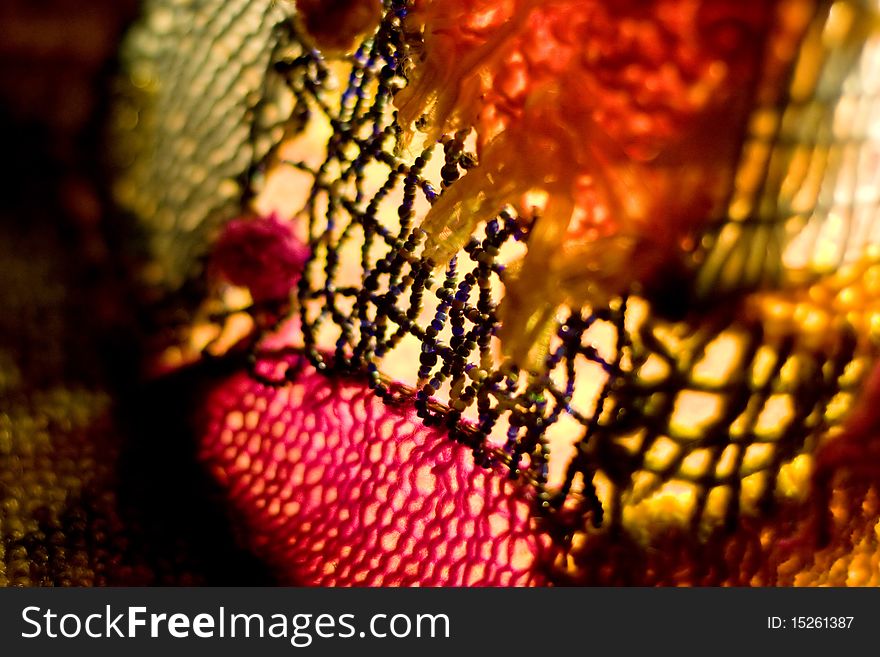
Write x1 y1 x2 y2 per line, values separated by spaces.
0 0 275 585
111 355 277 585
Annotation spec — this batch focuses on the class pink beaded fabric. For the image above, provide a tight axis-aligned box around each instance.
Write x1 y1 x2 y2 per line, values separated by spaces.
108 0 880 585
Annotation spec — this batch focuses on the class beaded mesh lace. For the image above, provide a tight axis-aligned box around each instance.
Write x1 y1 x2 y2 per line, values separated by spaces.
109 0 880 584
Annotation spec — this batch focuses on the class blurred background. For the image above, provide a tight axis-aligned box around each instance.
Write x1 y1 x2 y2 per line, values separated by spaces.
0 0 271 585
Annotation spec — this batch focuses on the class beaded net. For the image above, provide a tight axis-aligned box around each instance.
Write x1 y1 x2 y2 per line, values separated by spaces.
106 0 880 583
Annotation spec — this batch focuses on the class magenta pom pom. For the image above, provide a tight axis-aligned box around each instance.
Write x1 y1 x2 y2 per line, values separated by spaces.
212 214 309 303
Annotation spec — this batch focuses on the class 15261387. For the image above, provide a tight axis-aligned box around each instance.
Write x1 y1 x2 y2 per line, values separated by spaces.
767 617 854 630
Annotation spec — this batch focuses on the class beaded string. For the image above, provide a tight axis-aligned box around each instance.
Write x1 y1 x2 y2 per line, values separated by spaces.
240 0 869 534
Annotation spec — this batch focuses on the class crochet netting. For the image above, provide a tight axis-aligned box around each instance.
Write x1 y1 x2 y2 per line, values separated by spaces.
5 0 879 585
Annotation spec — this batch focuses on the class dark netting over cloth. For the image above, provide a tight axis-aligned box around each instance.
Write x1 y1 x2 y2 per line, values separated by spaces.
103 0 880 584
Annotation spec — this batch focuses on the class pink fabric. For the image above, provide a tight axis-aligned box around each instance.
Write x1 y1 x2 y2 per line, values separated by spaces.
198 354 550 586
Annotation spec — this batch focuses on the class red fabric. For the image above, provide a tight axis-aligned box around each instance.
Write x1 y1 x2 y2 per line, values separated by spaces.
198 355 550 586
